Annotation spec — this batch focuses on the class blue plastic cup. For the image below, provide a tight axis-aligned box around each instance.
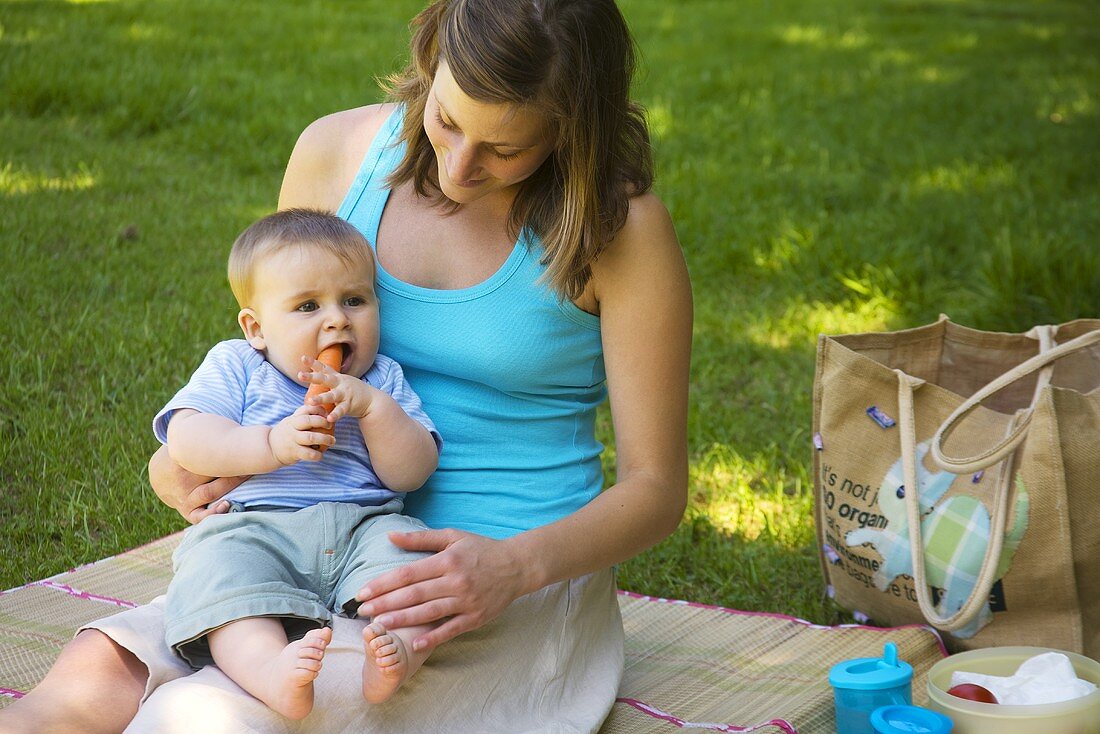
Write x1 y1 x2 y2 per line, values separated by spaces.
870 705 953 733
829 642 914 734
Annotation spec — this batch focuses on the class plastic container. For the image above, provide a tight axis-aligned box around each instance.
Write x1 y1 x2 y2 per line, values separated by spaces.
926 646 1100 734
871 705 953 733
830 642 914 734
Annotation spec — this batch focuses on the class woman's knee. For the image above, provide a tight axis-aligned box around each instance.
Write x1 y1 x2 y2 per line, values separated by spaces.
0 630 146 734
64 628 150 689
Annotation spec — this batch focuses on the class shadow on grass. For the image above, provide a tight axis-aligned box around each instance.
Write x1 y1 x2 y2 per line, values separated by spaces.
643 0 1099 332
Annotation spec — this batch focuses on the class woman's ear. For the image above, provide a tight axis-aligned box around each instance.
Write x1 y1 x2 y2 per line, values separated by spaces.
238 309 266 351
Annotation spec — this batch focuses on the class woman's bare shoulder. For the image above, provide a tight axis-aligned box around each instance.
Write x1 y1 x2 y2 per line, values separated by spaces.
624 191 675 237
603 192 680 274
576 192 686 318
299 103 398 157
279 103 399 211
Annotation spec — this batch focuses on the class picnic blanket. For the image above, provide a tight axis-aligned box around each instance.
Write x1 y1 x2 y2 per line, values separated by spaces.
0 534 946 732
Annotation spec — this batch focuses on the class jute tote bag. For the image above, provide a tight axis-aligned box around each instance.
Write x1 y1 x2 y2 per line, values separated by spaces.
812 316 1100 654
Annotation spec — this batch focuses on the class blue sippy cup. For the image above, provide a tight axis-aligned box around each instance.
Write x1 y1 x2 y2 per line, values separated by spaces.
828 642 913 734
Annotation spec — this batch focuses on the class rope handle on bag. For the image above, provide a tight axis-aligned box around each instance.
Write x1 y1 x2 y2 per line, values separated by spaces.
896 372 1017 631
896 324 1100 630
930 327 1100 473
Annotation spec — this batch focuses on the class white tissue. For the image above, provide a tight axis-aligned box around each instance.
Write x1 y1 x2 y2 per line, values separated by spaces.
951 652 1098 705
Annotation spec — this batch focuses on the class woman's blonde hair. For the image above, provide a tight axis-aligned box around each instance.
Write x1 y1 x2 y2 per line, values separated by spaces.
383 0 653 300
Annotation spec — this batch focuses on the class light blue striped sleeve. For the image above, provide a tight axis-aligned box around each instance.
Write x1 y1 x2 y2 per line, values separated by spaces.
374 355 442 454
152 340 255 444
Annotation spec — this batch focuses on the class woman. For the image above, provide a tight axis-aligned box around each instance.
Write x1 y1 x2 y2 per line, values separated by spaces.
1 0 691 731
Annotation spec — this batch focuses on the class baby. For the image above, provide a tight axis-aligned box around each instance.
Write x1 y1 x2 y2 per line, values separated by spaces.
156 209 441 718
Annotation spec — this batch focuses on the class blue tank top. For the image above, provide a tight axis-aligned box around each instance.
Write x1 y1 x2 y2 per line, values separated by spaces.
337 107 607 539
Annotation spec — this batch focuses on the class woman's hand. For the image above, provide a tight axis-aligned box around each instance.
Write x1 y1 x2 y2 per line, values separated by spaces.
148 444 248 524
355 529 531 653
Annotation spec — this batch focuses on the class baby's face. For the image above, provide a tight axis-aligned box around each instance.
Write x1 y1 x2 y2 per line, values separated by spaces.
241 246 379 384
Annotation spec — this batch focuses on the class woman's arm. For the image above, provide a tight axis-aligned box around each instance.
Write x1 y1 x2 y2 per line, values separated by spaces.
149 446 243 524
356 194 692 651
511 192 692 582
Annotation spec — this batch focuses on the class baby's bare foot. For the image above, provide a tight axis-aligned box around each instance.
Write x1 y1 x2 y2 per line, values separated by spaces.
362 621 411 704
262 626 331 720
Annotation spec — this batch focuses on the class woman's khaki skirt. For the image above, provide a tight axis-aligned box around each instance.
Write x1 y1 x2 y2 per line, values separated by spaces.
84 568 623 734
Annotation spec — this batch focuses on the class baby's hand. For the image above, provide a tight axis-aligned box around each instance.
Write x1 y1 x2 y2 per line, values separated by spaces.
299 355 380 422
268 404 335 466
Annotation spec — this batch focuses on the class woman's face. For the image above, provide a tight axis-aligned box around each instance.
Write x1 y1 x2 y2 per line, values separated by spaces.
424 62 555 205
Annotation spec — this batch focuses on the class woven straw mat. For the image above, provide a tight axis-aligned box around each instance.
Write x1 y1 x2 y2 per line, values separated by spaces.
0 534 945 732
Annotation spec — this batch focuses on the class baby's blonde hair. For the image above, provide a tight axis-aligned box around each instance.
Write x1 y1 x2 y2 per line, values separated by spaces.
228 209 375 308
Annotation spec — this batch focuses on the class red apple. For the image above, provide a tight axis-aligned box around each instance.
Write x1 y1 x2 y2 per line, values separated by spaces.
947 683 998 704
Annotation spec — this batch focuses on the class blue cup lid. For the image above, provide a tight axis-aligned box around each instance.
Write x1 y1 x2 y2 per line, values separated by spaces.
870 705 952 733
828 642 914 691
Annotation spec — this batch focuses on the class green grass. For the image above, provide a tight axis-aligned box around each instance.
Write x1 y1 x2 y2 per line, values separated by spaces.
1 0 1097 627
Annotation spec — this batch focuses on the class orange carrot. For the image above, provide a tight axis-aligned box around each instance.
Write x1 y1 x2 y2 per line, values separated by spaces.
305 344 342 453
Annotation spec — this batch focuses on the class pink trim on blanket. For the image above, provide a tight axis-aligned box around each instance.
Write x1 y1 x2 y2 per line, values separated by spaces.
1 688 25 699
616 590 949 656
0 557 122 597
32 581 137 609
616 697 797 733
0 534 178 596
